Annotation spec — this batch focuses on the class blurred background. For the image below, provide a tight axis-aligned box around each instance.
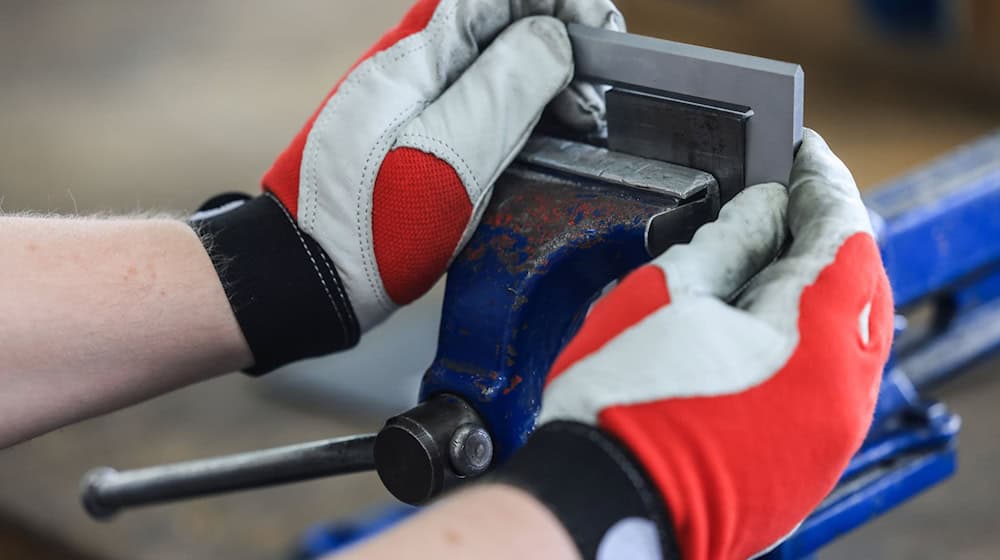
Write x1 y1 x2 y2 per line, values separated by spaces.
1 1 999 558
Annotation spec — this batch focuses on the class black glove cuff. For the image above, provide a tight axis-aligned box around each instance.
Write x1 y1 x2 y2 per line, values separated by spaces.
493 421 680 560
190 192 360 375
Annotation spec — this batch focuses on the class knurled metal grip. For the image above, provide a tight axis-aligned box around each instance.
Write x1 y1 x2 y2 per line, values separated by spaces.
568 23 804 188
374 394 494 505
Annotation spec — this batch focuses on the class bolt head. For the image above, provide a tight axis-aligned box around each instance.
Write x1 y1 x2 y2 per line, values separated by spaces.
448 424 493 477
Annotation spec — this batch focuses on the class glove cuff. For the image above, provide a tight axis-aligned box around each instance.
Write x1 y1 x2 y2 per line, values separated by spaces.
493 421 680 560
190 192 360 375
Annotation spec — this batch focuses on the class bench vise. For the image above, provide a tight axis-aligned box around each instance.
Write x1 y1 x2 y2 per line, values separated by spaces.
376 22 804 503
80 24 989 560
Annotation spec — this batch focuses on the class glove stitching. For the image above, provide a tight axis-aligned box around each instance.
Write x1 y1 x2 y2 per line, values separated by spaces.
317 248 360 342
396 131 481 198
264 192 350 344
299 0 463 318
342 0 462 311
300 0 457 232
303 120 322 263
355 100 427 314
300 0 458 228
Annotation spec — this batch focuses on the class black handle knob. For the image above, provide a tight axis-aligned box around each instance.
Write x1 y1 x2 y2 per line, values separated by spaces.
375 394 494 505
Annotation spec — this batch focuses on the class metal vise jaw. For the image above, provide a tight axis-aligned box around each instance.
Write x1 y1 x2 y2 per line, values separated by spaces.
374 26 804 504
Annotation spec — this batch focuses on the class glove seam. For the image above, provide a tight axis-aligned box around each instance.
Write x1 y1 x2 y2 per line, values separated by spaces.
395 131 481 198
299 0 461 317
316 248 360 343
264 192 350 343
191 195 360 373
300 0 456 229
354 99 427 314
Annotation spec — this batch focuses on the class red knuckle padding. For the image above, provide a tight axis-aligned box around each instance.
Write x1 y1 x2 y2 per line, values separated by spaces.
597 233 893 560
261 0 443 217
373 147 472 305
548 265 672 384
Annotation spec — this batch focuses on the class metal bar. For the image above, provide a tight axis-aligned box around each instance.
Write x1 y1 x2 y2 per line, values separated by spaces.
517 135 715 200
81 434 376 519
605 88 749 205
567 23 803 188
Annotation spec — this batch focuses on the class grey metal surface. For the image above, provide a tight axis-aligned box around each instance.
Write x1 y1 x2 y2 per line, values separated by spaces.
607 88 750 206
518 135 715 200
568 23 803 188
448 424 493 478
645 197 713 257
80 433 376 519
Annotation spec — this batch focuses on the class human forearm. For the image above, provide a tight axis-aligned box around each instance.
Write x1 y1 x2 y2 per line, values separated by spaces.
0 216 251 446
330 484 579 560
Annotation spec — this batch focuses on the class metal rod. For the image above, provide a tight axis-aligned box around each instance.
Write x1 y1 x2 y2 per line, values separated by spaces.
81 433 376 519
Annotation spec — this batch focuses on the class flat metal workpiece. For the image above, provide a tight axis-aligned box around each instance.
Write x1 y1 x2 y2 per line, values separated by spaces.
518 135 715 200
568 23 803 188
606 88 750 206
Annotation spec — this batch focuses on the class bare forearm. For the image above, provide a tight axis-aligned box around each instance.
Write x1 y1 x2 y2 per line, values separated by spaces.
0 216 251 446
330 484 579 560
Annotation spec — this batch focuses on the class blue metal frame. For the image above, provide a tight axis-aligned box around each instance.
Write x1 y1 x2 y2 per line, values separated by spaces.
868 132 1000 310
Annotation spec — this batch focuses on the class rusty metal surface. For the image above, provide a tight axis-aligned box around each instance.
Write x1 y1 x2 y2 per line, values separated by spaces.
419 162 714 460
517 135 715 200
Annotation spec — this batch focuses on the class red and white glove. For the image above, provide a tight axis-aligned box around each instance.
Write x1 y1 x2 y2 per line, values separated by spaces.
192 0 624 373
498 129 893 560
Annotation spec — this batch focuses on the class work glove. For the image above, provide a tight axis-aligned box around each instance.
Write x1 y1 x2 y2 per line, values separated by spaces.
192 0 625 374
497 129 894 560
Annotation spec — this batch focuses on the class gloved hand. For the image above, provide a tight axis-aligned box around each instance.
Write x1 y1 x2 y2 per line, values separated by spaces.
192 0 624 374
498 129 893 560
